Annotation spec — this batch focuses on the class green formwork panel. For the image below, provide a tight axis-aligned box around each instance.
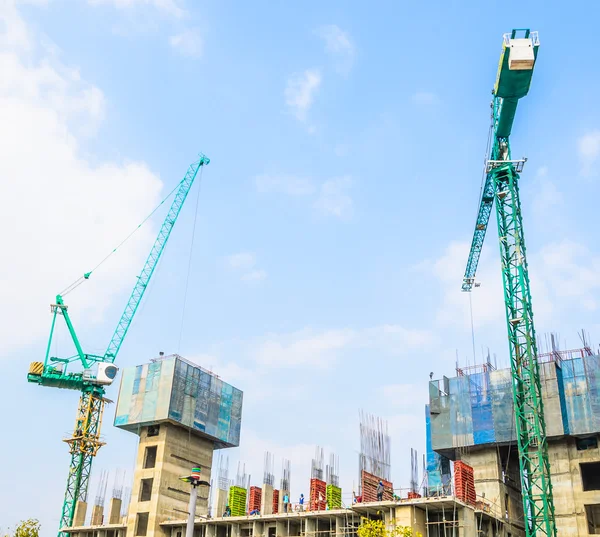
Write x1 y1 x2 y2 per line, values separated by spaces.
326 484 342 508
228 486 247 517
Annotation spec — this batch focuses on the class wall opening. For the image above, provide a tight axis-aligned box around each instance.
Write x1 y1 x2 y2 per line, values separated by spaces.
144 446 157 469
581 462 600 491
148 425 160 437
576 436 598 451
140 478 153 502
586 504 600 534
135 513 149 536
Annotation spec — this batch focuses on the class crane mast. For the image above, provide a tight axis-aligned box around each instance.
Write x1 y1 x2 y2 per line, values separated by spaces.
461 31 556 537
28 154 210 535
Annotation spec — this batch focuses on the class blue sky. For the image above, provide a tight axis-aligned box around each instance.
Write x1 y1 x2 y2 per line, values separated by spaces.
2 0 600 533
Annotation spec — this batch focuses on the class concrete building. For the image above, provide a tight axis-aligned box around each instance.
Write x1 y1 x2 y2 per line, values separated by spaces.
427 349 600 536
64 349 600 537
66 496 517 537
64 354 243 537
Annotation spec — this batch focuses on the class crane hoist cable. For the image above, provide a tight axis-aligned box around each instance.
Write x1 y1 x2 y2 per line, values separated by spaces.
59 175 186 297
178 165 204 352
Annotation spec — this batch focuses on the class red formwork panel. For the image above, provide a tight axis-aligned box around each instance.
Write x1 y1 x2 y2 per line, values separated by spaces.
360 470 394 502
454 461 476 505
249 486 262 513
310 478 327 511
272 489 279 514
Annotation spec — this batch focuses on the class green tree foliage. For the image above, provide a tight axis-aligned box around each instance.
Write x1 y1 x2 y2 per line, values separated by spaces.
357 517 422 537
4 520 41 537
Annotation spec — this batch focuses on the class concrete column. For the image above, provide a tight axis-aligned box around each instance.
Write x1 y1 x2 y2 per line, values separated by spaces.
335 517 344 537
231 524 241 537
276 520 289 537
383 507 393 530
108 498 122 524
261 484 274 515
91 504 104 525
306 517 316 537
206 524 217 537
252 520 265 537
73 501 88 527
458 507 475 537
279 490 289 514
216 489 228 517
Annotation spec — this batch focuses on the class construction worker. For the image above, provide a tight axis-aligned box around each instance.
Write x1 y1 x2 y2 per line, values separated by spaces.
283 493 289 513
377 481 384 502
223 505 231 517
250 508 260 516
299 493 304 511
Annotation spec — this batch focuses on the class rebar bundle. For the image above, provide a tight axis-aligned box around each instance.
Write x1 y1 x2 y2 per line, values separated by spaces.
311 446 324 480
217 454 230 491
410 448 418 493
358 410 391 481
235 462 247 488
263 451 275 486
326 453 339 487
94 470 108 507
280 458 291 491
111 469 126 500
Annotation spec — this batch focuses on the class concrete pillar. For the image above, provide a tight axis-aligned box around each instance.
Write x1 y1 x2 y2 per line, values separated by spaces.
276 521 289 537
73 501 88 527
231 524 241 537
108 497 122 524
279 490 289 514
216 489 228 517
252 520 265 537
206 524 217 537
335 517 344 537
458 507 476 537
91 504 104 525
306 517 316 537
261 484 274 515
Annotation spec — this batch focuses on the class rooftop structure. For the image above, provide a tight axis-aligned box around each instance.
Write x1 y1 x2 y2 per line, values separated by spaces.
427 351 600 536
115 354 243 448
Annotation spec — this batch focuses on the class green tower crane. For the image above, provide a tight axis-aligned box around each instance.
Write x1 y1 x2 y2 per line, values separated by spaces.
27 153 210 536
461 30 556 536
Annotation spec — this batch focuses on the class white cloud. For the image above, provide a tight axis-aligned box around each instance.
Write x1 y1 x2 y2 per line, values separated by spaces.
169 28 203 57
0 3 163 353
536 240 600 306
412 91 440 105
253 325 433 369
382 383 428 408
284 69 321 122
255 329 355 368
226 252 256 270
314 176 353 218
226 252 267 282
255 173 354 219
316 24 354 75
578 130 600 177
418 241 506 330
254 174 316 196
241 269 267 282
88 0 185 18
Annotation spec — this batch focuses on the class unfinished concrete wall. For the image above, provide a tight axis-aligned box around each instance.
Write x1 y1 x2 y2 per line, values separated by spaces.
460 448 523 529
261 484 273 515
548 436 600 536
126 423 215 537
394 505 426 536
108 498 123 525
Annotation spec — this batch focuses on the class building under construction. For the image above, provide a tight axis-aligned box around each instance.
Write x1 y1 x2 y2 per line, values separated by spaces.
62 340 600 537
